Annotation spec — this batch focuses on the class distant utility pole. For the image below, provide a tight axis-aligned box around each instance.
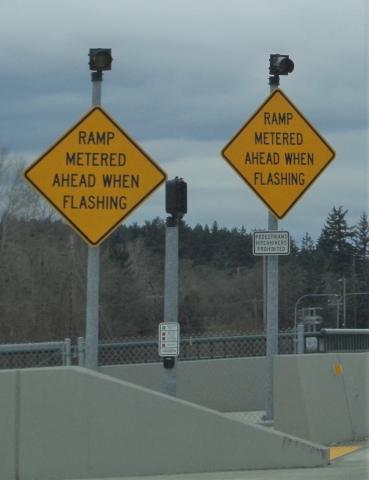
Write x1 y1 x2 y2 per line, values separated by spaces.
85 49 113 370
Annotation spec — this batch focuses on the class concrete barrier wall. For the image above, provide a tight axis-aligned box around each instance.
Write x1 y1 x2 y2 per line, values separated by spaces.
1 352 367 478
274 352 369 445
102 353 369 445
0 366 328 480
0 370 17 480
100 356 266 411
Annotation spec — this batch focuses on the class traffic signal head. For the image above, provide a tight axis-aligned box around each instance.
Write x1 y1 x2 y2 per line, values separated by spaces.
269 54 294 75
166 177 187 218
89 48 113 71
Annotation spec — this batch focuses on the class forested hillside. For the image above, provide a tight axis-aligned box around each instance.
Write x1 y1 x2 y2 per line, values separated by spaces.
0 194 368 343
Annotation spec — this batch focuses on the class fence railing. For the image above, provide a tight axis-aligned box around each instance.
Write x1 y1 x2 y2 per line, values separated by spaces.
96 331 296 366
0 339 71 369
303 328 369 354
0 328 368 369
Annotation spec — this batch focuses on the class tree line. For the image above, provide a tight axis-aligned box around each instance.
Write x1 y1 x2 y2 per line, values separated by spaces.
0 149 367 342
0 201 368 343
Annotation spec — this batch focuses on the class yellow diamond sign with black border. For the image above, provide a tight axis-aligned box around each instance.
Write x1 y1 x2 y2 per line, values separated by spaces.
222 89 335 219
24 107 166 245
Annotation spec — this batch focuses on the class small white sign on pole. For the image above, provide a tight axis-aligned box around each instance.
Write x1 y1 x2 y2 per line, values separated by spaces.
159 322 180 357
253 231 290 255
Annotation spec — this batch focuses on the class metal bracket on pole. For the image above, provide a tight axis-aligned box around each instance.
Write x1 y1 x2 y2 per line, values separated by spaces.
91 71 103 83
268 74 280 88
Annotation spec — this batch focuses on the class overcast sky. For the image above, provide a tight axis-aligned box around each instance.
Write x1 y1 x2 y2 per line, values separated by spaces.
1 0 368 243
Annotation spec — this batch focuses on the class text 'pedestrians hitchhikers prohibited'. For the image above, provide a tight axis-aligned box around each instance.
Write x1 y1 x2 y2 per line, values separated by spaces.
222 89 335 218
253 231 290 255
24 107 166 245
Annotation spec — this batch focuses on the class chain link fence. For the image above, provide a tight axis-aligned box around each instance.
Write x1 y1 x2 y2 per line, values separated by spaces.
0 328 368 370
97 329 296 366
0 329 294 369
0 339 72 369
1 328 367 427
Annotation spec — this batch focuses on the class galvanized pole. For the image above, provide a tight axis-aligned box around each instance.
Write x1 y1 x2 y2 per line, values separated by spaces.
84 71 102 369
263 256 267 330
264 76 279 421
297 324 305 354
342 277 347 328
162 215 179 395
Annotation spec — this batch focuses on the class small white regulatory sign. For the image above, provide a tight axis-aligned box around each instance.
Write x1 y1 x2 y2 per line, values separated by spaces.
159 322 180 357
253 231 290 255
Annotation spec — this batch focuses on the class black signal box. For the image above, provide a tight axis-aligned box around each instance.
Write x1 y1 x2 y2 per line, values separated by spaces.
165 177 187 218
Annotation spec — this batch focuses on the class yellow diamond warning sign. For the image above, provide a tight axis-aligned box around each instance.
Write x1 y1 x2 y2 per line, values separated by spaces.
222 89 335 219
24 107 166 245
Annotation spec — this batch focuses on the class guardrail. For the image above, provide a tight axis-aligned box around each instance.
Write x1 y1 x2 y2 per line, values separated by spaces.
299 328 369 354
320 328 369 352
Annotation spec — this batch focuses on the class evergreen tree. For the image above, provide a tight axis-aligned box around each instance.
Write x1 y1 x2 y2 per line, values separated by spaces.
317 206 354 276
295 232 323 293
352 212 369 306
300 232 315 253
353 212 369 258
141 217 165 255
318 206 353 254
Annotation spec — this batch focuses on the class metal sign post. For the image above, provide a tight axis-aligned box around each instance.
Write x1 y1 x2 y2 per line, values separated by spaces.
264 78 279 420
85 70 103 370
23 49 167 370
162 215 179 395
221 55 335 421
161 178 187 396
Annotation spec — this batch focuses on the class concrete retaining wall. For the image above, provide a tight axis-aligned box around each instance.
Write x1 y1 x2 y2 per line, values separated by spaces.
100 356 266 411
101 353 369 445
274 352 369 444
0 366 328 480
2 352 366 478
0 370 17 480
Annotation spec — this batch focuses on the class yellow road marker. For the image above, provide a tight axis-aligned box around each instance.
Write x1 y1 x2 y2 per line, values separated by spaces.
330 445 361 461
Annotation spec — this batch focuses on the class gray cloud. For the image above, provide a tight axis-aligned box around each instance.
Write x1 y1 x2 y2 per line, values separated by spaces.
1 0 367 240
